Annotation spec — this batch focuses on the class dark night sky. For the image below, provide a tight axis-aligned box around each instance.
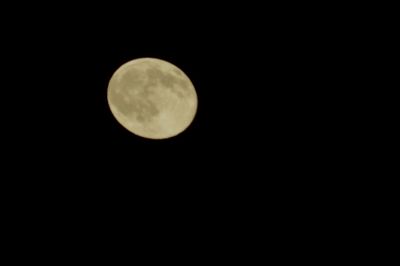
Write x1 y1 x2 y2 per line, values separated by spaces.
0 4 374 259
1 3 353 211
0 4 382 261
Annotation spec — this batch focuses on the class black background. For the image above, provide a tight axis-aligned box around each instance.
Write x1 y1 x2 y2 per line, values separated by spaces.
1 3 365 255
1 5 345 177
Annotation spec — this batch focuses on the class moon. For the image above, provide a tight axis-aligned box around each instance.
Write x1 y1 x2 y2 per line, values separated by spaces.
107 58 198 139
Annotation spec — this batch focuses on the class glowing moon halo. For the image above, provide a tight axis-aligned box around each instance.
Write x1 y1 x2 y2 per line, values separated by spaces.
107 58 198 139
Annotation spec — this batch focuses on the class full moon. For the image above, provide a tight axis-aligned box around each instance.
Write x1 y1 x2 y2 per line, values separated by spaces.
107 58 198 139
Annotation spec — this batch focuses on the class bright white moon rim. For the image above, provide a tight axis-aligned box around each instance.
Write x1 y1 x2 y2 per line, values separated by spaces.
107 58 198 139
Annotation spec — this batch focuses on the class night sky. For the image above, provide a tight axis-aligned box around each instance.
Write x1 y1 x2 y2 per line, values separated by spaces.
1 4 357 245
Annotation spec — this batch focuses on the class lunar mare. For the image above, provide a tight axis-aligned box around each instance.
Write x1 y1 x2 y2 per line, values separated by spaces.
107 58 198 139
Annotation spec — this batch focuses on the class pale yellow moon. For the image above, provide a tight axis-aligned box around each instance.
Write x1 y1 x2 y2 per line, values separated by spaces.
107 58 198 139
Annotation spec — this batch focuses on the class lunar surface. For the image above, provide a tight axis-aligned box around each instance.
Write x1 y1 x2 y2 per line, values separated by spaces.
107 58 198 139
